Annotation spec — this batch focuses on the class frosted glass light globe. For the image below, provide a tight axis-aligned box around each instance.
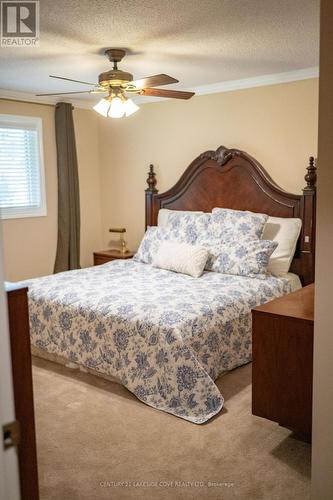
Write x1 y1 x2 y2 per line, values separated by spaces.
108 97 125 118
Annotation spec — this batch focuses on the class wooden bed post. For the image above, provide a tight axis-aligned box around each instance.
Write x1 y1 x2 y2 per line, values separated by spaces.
145 164 158 229
299 156 317 284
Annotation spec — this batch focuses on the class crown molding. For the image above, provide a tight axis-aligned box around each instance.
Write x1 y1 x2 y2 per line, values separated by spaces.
139 66 319 104
191 66 319 97
0 67 319 109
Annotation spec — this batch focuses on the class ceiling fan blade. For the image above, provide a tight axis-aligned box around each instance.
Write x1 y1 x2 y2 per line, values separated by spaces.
35 90 97 96
129 74 179 90
140 88 195 100
49 75 97 86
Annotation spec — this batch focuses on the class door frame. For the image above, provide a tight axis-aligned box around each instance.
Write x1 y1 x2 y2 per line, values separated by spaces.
0 223 20 500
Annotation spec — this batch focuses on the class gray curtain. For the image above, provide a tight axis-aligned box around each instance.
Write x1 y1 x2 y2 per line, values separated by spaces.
53 102 81 273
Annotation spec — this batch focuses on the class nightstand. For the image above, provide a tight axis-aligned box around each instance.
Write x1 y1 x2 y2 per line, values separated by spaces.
252 284 314 437
93 249 135 266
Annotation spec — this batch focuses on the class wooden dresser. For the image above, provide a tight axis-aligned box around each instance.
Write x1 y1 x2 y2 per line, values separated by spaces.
252 284 314 437
93 249 134 266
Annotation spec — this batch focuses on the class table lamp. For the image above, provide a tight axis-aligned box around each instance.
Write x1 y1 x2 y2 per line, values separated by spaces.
109 227 128 254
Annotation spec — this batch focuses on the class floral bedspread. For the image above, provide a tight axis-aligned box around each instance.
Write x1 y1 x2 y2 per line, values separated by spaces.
25 260 291 424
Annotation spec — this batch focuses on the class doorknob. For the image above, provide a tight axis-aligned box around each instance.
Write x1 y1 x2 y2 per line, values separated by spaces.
2 420 20 450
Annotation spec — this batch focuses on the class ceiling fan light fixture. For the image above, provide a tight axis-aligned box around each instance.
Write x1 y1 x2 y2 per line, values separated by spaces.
124 98 139 117
93 98 110 117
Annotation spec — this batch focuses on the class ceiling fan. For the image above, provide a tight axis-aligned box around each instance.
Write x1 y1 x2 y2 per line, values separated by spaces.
36 48 195 118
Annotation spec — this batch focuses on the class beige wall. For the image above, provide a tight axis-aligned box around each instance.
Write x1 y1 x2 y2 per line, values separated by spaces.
0 78 318 279
0 101 102 281
311 1 333 498
72 108 102 269
98 78 318 251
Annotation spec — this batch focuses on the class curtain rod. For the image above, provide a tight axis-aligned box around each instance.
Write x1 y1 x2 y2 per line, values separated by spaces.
0 97 55 107
0 98 75 110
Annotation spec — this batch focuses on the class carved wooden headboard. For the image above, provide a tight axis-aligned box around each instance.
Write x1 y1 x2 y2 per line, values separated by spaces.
145 146 317 285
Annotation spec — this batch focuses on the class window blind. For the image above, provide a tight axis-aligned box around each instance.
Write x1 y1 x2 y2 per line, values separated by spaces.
0 115 46 219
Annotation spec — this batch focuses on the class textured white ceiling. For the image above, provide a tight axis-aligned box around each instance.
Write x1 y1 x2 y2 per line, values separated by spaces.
0 0 319 102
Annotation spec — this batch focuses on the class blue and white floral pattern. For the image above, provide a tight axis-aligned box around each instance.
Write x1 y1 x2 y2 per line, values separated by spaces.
198 207 268 246
24 260 291 423
166 212 211 244
134 213 211 264
134 226 167 264
205 239 278 278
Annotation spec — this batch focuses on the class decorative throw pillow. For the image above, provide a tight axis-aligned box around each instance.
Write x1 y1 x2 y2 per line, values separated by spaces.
152 241 209 278
205 239 278 278
204 207 269 243
133 226 168 264
133 218 210 265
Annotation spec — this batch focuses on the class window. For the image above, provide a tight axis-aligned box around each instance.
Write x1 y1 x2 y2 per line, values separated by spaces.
0 114 46 219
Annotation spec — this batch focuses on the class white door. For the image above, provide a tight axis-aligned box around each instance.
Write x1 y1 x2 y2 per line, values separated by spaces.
0 223 20 500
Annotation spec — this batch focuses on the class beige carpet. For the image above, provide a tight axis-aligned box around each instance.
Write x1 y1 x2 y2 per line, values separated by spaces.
32 357 311 500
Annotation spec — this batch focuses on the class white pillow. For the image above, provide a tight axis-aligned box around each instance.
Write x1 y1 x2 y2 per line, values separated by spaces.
262 216 302 276
157 208 204 227
152 241 209 278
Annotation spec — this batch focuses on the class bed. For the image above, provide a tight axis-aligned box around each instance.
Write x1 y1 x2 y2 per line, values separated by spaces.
25 146 317 423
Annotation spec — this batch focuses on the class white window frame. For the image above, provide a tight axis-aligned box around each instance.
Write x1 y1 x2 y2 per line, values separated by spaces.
0 114 47 220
